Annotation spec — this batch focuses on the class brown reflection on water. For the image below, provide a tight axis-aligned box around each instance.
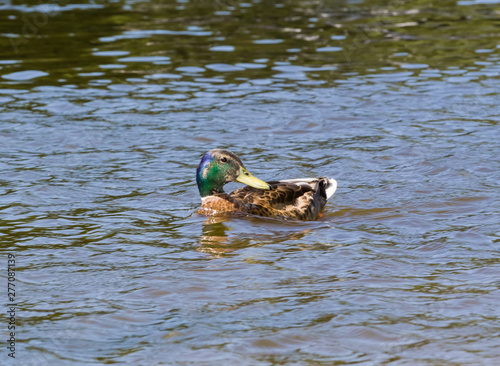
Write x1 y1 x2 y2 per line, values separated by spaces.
197 214 318 257
198 216 232 256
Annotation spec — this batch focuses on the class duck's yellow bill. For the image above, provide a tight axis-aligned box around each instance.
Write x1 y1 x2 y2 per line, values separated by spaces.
236 168 270 190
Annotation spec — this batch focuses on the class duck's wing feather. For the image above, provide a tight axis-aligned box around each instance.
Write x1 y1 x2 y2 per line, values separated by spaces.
273 177 337 200
229 177 337 220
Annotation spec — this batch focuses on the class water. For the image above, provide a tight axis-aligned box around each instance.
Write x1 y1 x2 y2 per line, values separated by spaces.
1 0 500 364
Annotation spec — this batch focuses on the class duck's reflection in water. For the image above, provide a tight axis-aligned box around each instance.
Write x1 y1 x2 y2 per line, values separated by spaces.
198 216 232 256
197 214 318 258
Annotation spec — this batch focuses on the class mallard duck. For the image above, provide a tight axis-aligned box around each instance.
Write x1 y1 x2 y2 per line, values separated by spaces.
196 149 337 221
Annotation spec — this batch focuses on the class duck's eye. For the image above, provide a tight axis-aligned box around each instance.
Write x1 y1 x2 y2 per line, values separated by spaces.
220 157 227 163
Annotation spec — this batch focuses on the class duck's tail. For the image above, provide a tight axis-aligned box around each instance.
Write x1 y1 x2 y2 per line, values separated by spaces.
320 177 337 200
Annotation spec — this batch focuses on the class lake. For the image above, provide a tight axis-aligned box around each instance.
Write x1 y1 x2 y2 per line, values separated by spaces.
1 0 500 364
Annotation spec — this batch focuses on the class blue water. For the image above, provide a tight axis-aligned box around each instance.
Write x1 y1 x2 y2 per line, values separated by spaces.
1 0 500 364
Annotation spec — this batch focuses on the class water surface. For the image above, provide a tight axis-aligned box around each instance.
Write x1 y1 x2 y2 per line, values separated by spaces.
1 0 500 364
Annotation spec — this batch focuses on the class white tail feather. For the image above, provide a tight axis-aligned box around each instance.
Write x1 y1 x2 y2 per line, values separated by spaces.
323 178 337 200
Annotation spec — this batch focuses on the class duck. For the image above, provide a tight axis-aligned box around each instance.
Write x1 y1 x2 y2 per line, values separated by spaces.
195 149 337 221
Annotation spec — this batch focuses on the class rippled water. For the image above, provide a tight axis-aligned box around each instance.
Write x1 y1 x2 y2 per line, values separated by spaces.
1 0 500 364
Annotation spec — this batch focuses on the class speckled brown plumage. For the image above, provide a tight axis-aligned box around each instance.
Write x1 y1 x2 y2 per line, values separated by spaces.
197 178 332 221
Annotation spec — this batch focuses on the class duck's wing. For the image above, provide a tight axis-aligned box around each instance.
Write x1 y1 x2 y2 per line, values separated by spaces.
229 177 337 220
274 177 337 200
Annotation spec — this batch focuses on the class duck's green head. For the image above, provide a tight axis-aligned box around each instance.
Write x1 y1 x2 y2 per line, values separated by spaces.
196 149 270 198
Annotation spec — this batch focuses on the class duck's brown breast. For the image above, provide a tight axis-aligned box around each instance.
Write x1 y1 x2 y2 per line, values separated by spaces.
197 195 238 216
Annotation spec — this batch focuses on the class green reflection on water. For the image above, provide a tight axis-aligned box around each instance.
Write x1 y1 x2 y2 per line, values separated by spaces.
1 0 499 88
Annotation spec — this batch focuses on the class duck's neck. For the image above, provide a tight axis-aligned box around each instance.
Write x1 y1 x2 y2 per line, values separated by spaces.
197 180 224 197
196 166 225 198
